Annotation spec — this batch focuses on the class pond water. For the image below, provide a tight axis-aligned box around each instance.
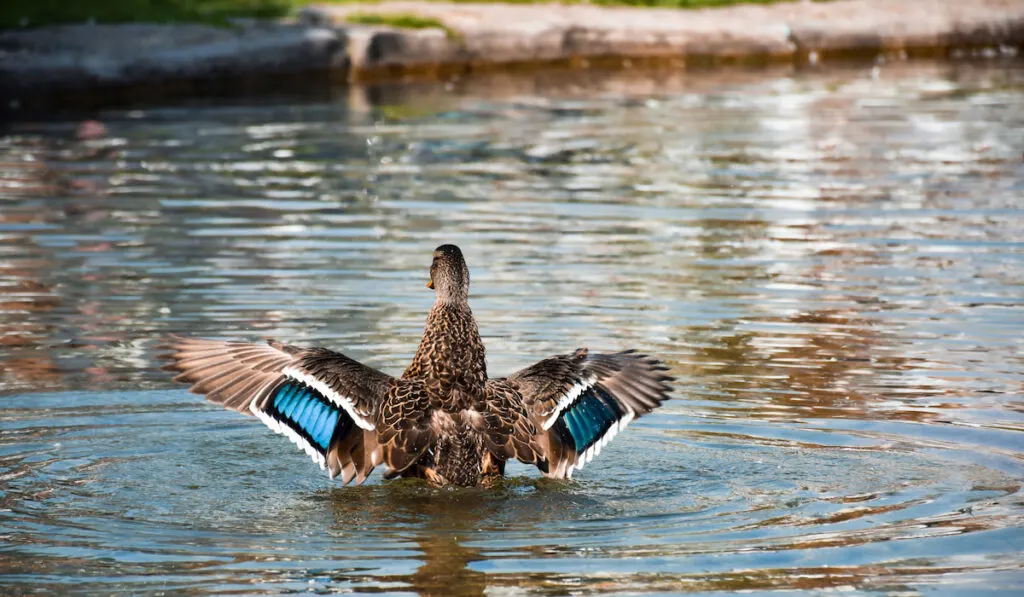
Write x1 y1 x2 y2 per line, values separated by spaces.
1 60 1023 595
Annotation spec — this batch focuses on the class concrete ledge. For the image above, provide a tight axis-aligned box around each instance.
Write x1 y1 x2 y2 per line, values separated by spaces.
1 0 1022 111
784 0 1024 54
319 0 1024 78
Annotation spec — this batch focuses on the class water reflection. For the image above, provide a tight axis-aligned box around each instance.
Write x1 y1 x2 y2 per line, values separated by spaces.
322 486 502 596
1 60 1023 594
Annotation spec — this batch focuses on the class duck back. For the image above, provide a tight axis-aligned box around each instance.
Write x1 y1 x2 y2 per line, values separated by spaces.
403 302 487 398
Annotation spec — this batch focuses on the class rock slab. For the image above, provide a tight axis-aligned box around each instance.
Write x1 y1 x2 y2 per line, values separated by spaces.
0 21 345 102
318 0 1024 76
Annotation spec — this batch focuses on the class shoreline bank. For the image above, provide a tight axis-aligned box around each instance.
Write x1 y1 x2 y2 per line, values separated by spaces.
1 0 1022 114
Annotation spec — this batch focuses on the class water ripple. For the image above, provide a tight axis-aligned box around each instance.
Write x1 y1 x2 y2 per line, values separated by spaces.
1 61 1023 594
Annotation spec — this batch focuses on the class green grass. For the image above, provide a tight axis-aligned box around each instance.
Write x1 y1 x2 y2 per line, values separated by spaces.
345 11 460 38
1 0 801 30
345 12 444 29
1 1 291 30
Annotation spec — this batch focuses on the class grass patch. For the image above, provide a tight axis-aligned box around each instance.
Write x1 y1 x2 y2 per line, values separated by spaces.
348 11 460 39
0 0 291 30
345 12 446 30
344 11 461 39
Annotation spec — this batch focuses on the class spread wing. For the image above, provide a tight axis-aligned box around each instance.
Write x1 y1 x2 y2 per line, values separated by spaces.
499 348 673 479
161 336 393 484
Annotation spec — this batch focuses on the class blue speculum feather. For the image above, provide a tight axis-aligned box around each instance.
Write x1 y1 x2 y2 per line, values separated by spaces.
269 382 341 451
562 408 586 451
561 387 623 453
279 385 299 416
294 391 314 422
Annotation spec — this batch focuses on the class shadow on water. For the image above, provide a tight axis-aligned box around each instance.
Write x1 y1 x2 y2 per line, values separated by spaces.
1 59 1023 594
318 481 562 597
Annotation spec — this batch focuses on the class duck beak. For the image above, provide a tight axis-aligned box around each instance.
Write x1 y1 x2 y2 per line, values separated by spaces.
426 278 434 289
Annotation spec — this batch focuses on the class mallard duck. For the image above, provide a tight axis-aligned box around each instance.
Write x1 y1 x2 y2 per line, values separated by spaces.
163 244 673 487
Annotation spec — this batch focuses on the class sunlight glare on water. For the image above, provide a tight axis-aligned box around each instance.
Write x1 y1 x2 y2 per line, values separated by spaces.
1 61 1023 595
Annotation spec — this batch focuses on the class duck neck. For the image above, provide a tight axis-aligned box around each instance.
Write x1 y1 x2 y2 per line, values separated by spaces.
435 284 469 305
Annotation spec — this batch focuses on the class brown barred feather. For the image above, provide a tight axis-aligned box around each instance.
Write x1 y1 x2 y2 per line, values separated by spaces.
477 380 545 467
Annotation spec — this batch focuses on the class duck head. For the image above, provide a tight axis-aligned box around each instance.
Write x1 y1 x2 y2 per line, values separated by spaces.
427 244 470 302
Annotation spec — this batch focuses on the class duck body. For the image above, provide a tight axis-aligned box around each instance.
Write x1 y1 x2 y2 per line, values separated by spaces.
163 245 673 487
